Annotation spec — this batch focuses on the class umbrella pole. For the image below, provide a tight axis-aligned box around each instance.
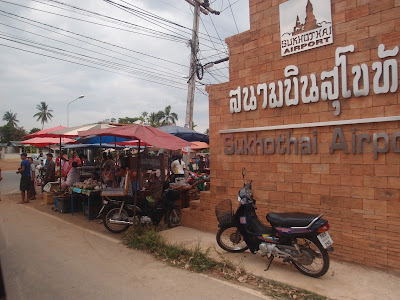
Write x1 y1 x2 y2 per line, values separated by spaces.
100 136 103 184
134 140 141 220
59 135 62 193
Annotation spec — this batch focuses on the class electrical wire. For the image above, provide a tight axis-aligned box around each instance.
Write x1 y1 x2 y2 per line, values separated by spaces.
0 9 188 68
226 0 240 33
0 42 187 90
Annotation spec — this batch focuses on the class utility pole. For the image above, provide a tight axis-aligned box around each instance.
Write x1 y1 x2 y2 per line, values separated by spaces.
184 0 219 129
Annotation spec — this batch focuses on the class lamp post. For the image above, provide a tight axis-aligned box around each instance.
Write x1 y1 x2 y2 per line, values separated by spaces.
67 95 84 127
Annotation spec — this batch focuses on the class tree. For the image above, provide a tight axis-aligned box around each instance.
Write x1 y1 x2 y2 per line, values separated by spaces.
204 128 209 135
160 105 178 126
29 128 41 134
33 101 53 130
2 110 19 127
118 117 141 124
0 124 27 144
147 111 163 127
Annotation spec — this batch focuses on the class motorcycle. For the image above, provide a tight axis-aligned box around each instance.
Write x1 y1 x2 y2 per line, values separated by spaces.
215 168 334 278
102 181 181 233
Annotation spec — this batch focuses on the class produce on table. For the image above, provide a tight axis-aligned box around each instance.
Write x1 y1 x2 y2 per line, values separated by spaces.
73 178 102 190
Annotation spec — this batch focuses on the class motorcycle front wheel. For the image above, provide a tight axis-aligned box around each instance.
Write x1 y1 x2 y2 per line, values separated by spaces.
103 207 131 234
166 208 181 228
216 225 248 253
292 238 330 278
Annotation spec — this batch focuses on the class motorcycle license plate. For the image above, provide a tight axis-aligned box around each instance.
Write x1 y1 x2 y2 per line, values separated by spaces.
317 232 333 249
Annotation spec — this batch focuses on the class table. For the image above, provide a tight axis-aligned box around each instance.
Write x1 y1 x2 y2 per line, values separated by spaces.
70 188 101 221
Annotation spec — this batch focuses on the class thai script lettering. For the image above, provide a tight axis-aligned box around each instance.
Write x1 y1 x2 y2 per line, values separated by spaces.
229 44 399 116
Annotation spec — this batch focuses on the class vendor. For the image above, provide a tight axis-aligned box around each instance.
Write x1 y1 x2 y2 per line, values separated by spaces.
102 164 115 187
65 151 82 176
171 154 185 183
61 162 80 188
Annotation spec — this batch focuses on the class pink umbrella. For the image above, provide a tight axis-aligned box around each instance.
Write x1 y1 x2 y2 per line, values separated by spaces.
23 126 66 139
115 140 153 147
20 137 75 147
78 124 191 150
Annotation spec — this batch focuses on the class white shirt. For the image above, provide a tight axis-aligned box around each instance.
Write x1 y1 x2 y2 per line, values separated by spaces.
171 159 185 175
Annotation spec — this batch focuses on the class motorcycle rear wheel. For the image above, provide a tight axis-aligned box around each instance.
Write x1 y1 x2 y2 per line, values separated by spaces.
166 208 181 228
103 207 131 234
216 225 248 253
292 237 330 278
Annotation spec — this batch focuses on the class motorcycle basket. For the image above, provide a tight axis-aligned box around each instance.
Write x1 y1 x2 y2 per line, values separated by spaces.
215 199 233 224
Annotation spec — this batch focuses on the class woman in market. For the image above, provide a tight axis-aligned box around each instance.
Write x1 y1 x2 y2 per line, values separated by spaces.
102 164 115 187
61 162 80 188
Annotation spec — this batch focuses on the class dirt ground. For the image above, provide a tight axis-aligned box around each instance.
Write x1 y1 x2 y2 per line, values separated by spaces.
0 158 22 171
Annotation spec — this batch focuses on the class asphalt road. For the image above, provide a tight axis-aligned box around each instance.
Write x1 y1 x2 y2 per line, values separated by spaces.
0 171 20 196
0 199 267 300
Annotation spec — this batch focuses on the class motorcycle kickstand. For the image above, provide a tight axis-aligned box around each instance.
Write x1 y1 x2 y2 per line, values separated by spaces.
264 255 275 271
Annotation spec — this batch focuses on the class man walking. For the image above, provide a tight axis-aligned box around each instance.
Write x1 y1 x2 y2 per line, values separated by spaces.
16 152 31 204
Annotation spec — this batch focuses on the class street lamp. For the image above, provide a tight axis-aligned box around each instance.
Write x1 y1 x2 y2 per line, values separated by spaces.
67 95 84 127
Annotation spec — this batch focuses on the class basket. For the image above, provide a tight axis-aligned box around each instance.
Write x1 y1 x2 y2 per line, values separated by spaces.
215 199 233 224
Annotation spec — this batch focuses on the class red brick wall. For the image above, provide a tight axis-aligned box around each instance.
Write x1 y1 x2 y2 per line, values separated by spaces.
183 0 400 272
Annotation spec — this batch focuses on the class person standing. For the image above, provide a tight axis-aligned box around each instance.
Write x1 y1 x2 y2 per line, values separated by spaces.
171 154 185 183
16 152 31 204
28 157 36 200
45 153 56 185
65 150 81 177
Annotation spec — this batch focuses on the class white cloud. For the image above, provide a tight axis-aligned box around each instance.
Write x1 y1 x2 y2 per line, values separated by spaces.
0 0 249 134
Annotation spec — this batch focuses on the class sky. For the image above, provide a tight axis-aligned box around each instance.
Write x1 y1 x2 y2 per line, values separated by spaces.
0 0 250 135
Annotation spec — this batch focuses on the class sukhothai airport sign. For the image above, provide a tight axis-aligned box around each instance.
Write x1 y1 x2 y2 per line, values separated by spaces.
280 0 333 56
222 44 399 159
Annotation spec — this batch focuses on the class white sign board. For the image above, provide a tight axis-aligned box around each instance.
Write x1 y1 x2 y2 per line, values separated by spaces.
279 0 333 56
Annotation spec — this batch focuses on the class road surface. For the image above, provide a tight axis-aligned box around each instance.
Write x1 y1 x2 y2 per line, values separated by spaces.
0 171 20 196
0 198 267 300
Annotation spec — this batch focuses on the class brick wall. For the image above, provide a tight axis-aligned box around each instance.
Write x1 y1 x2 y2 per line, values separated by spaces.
182 0 400 272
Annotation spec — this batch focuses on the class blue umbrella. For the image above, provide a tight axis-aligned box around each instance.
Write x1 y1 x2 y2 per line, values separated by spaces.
74 135 130 144
158 125 209 143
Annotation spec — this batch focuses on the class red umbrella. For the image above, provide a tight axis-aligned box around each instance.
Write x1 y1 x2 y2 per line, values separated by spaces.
20 137 75 147
115 140 152 147
23 126 66 139
78 124 191 150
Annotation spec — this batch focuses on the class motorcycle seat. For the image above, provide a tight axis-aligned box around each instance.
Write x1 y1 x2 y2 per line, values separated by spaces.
267 212 320 228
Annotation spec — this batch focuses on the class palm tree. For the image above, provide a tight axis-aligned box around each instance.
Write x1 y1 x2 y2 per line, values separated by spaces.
33 101 54 129
2 110 19 127
160 105 178 126
147 111 163 127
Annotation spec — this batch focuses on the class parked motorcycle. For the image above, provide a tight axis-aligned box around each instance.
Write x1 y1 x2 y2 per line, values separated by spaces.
215 168 333 278
102 181 181 233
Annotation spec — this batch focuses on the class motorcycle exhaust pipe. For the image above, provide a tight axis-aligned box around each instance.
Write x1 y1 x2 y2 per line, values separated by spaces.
108 219 134 225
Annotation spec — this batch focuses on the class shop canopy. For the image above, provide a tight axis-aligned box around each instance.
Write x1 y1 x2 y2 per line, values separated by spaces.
23 125 66 139
190 141 209 150
78 124 191 150
158 125 209 143
47 123 115 137
20 137 75 147
115 140 152 147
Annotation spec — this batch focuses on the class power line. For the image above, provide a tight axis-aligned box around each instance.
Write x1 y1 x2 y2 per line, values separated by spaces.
1 0 188 43
0 31 186 84
0 9 188 68
226 0 239 33
0 42 187 90
0 22 185 80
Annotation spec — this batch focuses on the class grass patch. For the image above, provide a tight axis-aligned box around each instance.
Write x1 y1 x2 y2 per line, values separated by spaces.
124 225 326 300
